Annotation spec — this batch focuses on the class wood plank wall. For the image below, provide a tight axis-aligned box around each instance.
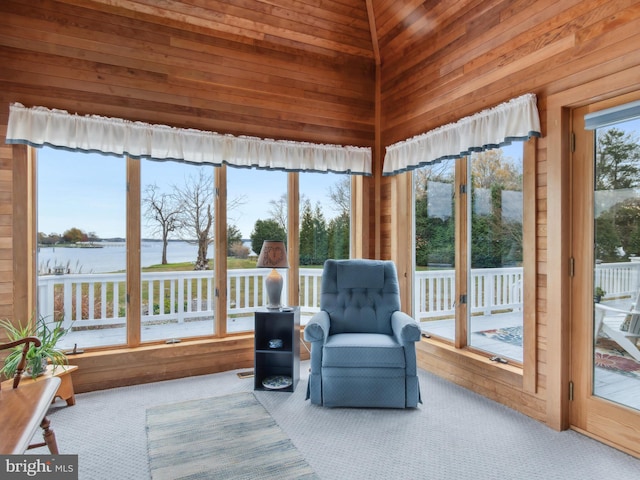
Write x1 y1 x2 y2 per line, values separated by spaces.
375 0 640 424
0 0 373 384
1 0 639 429
0 1 375 146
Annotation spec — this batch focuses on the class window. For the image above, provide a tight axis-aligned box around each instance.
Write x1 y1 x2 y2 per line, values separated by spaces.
37 148 128 349
13 104 361 350
226 168 287 333
414 143 528 364
33 147 355 349
299 172 351 324
413 159 456 340
140 160 216 342
468 145 524 362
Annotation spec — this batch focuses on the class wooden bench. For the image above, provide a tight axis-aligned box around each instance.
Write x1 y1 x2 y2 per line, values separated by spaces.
0 337 60 454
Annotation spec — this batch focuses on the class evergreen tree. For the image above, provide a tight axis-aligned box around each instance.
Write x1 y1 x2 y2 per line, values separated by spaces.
250 219 286 256
313 203 328 262
595 211 622 262
593 128 640 261
227 224 243 256
327 213 350 259
595 128 640 191
299 200 315 264
299 200 328 265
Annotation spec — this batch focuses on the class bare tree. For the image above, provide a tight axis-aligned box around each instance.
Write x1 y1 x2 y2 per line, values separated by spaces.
268 193 288 231
471 149 521 190
269 192 308 230
173 170 215 270
143 184 181 264
328 177 351 217
227 194 249 233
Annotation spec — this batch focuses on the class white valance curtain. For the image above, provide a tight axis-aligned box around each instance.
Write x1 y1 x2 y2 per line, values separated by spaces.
383 93 541 176
6 103 372 176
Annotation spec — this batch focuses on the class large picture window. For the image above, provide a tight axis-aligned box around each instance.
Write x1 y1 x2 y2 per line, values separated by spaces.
414 143 529 365
226 168 287 333
33 149 354 350
37 148 128 349
140 159 216 343
8 104 364 350
467 146 524 362
299 172 351 324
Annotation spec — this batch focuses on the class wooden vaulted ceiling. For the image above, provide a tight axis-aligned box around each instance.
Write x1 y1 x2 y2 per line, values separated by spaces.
77 0 377 60
57 0 447 63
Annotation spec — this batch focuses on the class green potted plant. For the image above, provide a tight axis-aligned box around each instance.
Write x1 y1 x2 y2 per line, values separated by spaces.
594 286 606 303
0 315 69 379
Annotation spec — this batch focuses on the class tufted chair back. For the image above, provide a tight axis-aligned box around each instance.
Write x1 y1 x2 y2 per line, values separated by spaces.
320 259 400 336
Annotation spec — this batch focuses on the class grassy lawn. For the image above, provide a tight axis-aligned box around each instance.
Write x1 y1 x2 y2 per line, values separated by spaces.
141 257 258 272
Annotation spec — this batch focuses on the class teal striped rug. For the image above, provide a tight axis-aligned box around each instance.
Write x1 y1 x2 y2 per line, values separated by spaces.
146 392 318 479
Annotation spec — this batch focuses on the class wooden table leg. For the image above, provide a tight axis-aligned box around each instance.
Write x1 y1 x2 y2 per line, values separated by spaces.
28 416 59 454
41 416 59 454
56 373 76 406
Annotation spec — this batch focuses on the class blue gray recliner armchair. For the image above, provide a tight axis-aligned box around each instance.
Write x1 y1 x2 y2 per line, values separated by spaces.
304 259 422 408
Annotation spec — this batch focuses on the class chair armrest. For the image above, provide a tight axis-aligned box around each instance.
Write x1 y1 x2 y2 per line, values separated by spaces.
391 311 421 344
1 336 42 389
595 303 640 316
0 336 42 352
304 311 330 343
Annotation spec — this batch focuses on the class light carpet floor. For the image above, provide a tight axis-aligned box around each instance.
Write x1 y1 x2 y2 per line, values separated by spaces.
32 361 640 479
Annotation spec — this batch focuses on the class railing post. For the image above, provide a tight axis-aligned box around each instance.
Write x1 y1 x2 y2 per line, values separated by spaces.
177 277 185 323
63 279 72 328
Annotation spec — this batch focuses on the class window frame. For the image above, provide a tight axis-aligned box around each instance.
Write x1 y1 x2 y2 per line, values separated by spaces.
405 138 537 391
17 150 358 350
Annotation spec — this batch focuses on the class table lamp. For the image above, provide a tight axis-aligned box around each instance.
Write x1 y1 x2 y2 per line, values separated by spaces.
256 240 289 310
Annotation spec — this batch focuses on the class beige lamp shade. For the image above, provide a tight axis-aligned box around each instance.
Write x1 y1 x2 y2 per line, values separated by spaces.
256 240 289 269
256 240 288 310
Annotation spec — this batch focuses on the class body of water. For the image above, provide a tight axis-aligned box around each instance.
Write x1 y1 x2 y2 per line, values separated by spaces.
38 241 215 274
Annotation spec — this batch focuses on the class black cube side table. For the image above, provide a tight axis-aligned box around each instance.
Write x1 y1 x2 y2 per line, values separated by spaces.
254 307 300 392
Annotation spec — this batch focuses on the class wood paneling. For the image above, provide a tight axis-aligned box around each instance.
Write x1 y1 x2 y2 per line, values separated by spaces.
0 0 374 387
1 0 639 442
376 0 640 432
70 335 255 393
0 0 375 146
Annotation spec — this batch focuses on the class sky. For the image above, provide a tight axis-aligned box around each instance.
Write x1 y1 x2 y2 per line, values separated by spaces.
35 116 640 240
37 147 349 239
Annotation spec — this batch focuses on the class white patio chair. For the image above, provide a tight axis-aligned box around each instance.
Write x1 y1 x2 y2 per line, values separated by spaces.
594 299 640 362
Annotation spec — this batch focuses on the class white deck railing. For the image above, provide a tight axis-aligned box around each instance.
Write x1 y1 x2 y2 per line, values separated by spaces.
594 260 640 300
37 261 640 331
37 268 324 331
413 267 523 321
412 260 640 321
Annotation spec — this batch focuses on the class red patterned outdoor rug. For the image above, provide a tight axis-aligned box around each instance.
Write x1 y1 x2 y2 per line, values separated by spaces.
476 325 523 347
478 328 640 377
595 337 640 378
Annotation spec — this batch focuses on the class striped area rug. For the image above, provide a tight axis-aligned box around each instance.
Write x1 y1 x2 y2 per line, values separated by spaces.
146 392 318 479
